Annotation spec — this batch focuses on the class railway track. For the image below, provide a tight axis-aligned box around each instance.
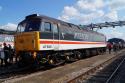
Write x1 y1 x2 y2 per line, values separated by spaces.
0 64 29 75
68 51 125 83
0 50 125 83
85 55 125 83
0 64 33 82
105 56 125 83
0 63 52 83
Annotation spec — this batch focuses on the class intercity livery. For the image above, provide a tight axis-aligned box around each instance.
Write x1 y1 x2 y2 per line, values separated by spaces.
15 14 107 66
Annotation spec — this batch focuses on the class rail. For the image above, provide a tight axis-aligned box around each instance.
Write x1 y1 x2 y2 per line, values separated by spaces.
67 50 125 83
106 55 125 83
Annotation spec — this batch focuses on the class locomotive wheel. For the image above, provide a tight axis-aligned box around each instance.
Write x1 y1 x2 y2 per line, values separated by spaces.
85 50 90 57
66 52 78 62
66 55 77 62
17 52 34 67
74 51 82 60
48 53 65 66
92 49 97 56
97 49 101 55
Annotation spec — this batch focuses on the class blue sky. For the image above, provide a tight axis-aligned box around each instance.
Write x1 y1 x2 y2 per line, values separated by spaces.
0 0 125 40
0 0 75 24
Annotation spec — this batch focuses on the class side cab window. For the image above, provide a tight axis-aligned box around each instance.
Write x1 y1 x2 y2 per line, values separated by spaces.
41 19 59 33
41 21 58 33
52 23 58 33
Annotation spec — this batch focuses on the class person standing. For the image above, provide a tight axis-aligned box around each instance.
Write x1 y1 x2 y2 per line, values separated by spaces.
8 44 13 64
3 42 9 66
113 42 117 53
0 46 4 66
107 43 112 54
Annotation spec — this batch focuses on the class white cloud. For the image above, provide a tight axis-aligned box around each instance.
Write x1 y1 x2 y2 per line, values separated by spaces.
99 27 125 40
103 10 118 21
58 0 105 23
107 31 124 40
76 0 105 11
107 0 125 10
59 0 108 24
58 6 79 21
63 6 78 17
110 29 123 39
59 0 125 24
76 10 104 24
0 23 17 31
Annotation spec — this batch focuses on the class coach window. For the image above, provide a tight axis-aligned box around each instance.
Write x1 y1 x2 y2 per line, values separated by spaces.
44 22 51 32
52 23 58 33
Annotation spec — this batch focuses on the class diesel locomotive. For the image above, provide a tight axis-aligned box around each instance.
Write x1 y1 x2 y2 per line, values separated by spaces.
15 14 107 66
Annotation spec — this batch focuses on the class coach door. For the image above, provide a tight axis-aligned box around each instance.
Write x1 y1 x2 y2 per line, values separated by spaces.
52 23 59 50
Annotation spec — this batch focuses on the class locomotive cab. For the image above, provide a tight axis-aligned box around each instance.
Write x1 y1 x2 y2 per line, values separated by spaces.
15 18 41 51
15 14 60 52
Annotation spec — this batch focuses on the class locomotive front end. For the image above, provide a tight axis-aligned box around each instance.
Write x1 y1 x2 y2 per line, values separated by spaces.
15 31 40 52
14 15 42 65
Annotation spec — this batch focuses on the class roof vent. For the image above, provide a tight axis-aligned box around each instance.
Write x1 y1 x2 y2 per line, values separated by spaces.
26 14 39 19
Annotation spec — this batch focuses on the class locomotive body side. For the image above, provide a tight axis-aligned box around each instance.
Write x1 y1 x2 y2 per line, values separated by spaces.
58 23 106 50
39 23 106 51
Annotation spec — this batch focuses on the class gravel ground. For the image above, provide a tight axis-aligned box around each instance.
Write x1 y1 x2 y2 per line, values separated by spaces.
3 50 125 83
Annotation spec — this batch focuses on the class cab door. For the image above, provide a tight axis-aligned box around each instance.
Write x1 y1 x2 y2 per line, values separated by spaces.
52 23 59 50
